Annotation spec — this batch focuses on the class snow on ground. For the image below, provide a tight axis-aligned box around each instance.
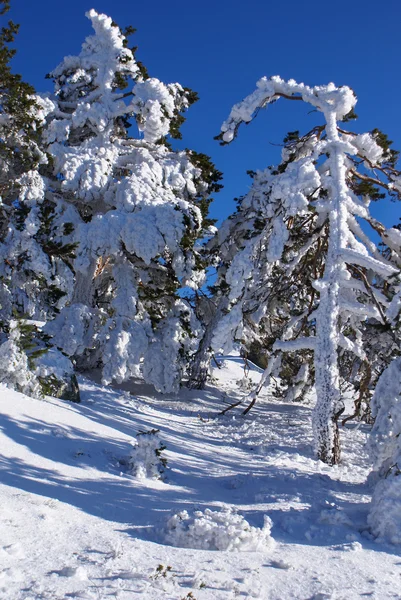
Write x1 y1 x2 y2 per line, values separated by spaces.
1 356 401 599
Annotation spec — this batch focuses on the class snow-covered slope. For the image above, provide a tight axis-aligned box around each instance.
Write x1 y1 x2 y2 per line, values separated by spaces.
1 357 400 599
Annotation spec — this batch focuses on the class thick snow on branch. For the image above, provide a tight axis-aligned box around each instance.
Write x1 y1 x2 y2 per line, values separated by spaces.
274 338 316 352
220 76 356 144
129 79 189 142
349 133 384 166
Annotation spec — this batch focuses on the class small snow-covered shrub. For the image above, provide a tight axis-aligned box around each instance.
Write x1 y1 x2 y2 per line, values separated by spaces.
367 357 401 544
163 506 274 551
35 348 80 402
128 429 167 479
368 475 401 545
236 376 254 392
0 320 42 398
0 332 41 398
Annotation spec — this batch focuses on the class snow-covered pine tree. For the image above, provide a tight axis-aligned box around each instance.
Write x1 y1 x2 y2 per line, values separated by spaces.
187 194 255 389
0 0 78 398
43 10 221 393
0 0 45 323
188 162 293 390
215 76 401 464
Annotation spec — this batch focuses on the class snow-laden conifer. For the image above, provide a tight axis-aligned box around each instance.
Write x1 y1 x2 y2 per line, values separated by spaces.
43 11 221 393
0 1 78 397
216 76 401 464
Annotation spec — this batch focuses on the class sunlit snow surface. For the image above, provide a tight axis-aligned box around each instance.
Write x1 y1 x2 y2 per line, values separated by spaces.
0 357 400 599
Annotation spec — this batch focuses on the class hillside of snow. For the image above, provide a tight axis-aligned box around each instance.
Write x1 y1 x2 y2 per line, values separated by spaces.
1 356 400 600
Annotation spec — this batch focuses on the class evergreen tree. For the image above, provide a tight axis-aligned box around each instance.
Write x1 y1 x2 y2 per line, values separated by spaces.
215 76 401 464
43 11 221 393
0 0 77 398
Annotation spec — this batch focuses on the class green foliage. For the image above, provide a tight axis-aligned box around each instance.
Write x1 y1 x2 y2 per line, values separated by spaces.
350 177 385 201
187 150 222 232
9 313 49 370
62 222 74 236
0 1 43 202
37 374 60 396
341 108 358 122
112 71 130 91
189 150 223 195
371 128 400 168
42 240 78 260
14 202 30 231
36 201 78 263
168 87 199 140
283 130 300 144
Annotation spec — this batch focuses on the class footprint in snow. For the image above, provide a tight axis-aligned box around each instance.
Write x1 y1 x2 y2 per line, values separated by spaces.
1 544 25 559
48 566 87 579
267 559 292 570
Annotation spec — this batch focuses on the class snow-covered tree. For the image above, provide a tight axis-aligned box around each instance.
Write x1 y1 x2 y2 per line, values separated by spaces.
43 10 221 393
0 0 78 398
214 76 401 464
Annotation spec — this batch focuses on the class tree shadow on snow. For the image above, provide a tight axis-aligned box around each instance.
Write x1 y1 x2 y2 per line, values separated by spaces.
0 378 397 556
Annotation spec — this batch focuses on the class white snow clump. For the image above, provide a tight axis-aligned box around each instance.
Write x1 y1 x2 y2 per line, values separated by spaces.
163 506 274 551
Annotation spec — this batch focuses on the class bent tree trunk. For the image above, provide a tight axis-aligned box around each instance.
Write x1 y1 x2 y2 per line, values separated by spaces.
188 297 229 389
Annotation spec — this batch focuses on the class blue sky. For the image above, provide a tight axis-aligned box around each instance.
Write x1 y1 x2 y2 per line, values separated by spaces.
7 0 401 226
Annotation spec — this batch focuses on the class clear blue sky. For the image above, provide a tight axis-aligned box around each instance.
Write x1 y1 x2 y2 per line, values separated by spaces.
6 0 401 227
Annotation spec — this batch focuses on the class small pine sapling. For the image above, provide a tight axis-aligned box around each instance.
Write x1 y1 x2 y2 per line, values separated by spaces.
128 429 167 479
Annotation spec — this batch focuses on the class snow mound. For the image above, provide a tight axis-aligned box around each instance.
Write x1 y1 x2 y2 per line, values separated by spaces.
368 475 401 545
163 507 274 551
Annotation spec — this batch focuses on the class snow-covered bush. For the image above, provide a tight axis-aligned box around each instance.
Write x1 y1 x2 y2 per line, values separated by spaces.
368 476 401 545
0 321 41 398
163 506 274 551
368 357 401 544
0 319 80 401
128 429 167 479
35 347 80 402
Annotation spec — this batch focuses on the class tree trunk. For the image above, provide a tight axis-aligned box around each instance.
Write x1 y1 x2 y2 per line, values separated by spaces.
312 110 346 465
72 259 98 306
187 297 228 390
